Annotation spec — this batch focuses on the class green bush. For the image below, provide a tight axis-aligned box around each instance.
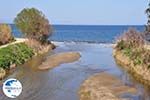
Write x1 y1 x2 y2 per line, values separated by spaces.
14 8 52 44
134 56 143 65
116 40 126 50
0 43 34 69
122 48 132 57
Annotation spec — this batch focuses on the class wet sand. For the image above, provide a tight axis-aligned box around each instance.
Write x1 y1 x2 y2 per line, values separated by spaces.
79 73 137 100
38 52 81 70
0 42 150 100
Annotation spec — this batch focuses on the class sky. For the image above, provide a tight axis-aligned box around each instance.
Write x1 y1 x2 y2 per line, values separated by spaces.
0 0 148 25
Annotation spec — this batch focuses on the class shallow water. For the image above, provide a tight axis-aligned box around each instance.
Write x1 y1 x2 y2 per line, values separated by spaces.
0 42 150 100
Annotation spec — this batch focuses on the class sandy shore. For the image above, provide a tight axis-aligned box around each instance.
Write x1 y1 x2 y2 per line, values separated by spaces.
79 73 137 100
38 52 81 70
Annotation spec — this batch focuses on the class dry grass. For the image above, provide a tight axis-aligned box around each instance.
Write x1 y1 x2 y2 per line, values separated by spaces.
116 28 145 50
0 68 6 79
0 24 14 45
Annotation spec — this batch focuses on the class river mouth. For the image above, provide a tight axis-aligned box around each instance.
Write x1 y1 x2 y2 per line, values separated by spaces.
0 42 150 100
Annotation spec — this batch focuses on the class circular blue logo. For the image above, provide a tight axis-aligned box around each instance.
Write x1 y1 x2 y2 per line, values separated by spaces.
2 78 22 98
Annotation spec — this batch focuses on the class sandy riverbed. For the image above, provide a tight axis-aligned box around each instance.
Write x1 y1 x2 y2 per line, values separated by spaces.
79 73 137 100
38 52 81 70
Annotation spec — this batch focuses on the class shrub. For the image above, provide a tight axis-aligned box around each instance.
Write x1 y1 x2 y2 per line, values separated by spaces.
115 28 150 68
141 49 150 68
0 24 14 45
14 8 52 44
122 48 132 57
130 49 143 65
0 43 34 69
116 40 127 50
116 28 145 50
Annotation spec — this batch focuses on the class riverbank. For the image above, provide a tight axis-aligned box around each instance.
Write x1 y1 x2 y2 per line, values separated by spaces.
0 42 149 100
113 49 150 87
0 38 55 79
79 73 137 100
0 37 18 78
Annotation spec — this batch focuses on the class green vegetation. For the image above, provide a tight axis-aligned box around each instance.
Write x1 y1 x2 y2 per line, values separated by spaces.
0 43 34 69
0 24 14 45
116 29 150 68
0 8 54 79
14 8 52 44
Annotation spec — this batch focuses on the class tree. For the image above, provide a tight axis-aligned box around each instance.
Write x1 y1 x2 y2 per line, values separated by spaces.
145 1 150 41
14 8 52 44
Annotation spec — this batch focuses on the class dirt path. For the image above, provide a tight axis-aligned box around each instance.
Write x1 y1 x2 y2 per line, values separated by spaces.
0 38 26 49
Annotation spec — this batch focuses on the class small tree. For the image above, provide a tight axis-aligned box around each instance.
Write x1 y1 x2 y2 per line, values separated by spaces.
0 24 13 45
14 8 52 44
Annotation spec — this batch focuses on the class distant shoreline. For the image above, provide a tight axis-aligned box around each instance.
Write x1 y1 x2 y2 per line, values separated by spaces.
7 24 145 26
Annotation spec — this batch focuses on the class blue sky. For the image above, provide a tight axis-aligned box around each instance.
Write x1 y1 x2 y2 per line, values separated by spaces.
0 0 148 25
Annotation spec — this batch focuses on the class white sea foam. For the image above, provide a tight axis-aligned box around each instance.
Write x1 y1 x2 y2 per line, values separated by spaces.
51 41 116 48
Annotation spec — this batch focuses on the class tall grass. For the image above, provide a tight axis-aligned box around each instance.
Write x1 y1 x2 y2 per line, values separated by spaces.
116 28 145 50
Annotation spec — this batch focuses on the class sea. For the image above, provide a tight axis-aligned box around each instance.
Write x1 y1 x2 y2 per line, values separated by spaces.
11 24 144 43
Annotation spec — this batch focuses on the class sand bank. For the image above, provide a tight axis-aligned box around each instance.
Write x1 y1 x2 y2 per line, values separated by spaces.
38 52 81 70
79 73 137 100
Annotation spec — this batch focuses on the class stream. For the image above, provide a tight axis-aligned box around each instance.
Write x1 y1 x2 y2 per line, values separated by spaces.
0 42 150 100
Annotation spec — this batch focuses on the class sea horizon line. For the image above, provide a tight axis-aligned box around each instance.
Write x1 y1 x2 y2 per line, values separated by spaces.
6 23 145 26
